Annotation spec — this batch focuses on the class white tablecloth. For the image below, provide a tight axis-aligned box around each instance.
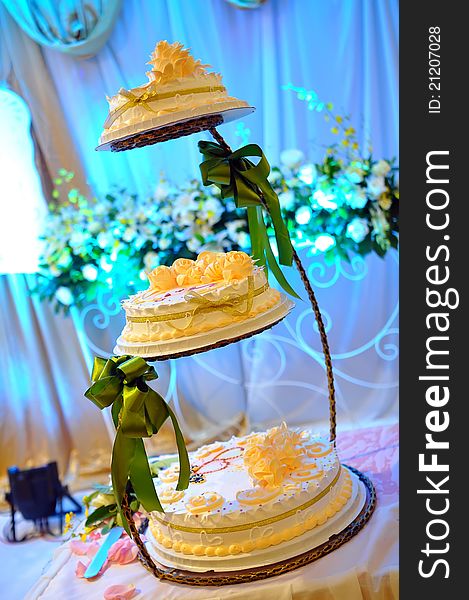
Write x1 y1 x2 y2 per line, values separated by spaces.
26 424 399 600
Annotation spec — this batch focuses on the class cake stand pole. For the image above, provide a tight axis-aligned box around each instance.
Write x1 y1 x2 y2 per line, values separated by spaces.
209 127 337 444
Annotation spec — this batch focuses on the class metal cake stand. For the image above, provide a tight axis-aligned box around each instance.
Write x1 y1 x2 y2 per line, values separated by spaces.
98 114 376 586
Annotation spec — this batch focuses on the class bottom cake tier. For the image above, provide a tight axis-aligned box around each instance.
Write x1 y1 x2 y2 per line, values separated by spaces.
145 424 369 573
146 465 366 572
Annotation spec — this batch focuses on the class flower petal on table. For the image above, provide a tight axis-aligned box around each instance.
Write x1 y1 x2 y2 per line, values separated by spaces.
104 583 138 600
108 538 138 564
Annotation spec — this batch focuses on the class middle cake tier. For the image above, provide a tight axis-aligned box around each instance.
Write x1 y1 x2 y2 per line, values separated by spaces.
114 251 294 358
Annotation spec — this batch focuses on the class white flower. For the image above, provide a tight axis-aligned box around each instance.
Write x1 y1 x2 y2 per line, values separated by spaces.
88 221 101 235
49 264 61 277
370 205 390 236
235 231 250 249
97 232 112 249
314 234 336 252
174 193 198 213
158 237 171 250
345 164 365 184
155 182 170 201
56 250 72 269
297 163 317 186
372 160 391 177
367 176 387 199
187 238 202 253
160 206 172 217
280 149 305 170
174 228 193 242
82 264 98 281
295 206 312 225
267 169 282 184
344 187 367 209
122 227 136 243
225 219 246 237
199 197 223 224
278 190 296 211
312 188 338 210
69 231 88 252
94 201 112 216
55 286 74 306
100 256 113 272
346 218 369 243
143 251 159 269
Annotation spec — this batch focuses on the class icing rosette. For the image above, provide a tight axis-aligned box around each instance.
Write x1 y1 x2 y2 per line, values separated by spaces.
186 492 224 514
290 464 324 482
159 464 180 484
304 441 333 458
236 486 282 506
159 487 185 504
283 480 303 492
194 442 224 459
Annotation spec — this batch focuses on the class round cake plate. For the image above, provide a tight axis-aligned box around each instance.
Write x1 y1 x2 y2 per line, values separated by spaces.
113 294 294 361
95 106 256 152
138 465 376 586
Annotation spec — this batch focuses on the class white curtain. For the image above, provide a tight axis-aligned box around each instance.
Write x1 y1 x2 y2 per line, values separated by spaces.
0 0 399 481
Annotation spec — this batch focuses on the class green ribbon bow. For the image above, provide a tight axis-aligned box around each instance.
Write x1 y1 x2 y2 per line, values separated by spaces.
84 355 190 531
198 141 300 298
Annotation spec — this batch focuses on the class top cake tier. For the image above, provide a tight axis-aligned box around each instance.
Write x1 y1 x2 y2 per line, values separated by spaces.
97 41 253 149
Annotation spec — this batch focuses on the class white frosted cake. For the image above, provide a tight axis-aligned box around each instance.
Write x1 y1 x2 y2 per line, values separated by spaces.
114 251 294 357
148 423 365 571
98 41 252 148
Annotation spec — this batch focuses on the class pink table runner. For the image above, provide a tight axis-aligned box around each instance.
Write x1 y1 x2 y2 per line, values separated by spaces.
26 423 399 600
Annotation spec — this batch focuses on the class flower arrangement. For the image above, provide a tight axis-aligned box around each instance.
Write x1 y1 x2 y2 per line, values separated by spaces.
35 172 249 312
267 103 399 262
35 107 398 313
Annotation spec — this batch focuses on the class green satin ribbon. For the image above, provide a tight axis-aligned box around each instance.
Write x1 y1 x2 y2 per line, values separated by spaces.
198 141 299 298
84 355 190 531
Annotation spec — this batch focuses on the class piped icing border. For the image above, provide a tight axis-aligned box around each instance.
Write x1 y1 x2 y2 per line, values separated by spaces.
153 465 342 534
150 469 353 557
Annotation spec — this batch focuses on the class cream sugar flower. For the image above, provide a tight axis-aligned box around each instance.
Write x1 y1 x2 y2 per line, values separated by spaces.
200 260 224 283
176 265 204 287
242 422 307 488
222 251 254 282
147 265 177 291
171 257 195 277
146 41 209 85
196 251 224 266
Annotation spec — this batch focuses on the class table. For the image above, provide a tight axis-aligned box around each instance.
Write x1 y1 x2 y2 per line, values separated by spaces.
25 423 399 600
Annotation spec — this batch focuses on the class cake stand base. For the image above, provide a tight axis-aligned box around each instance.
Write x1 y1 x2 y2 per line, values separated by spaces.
126 466 376 586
